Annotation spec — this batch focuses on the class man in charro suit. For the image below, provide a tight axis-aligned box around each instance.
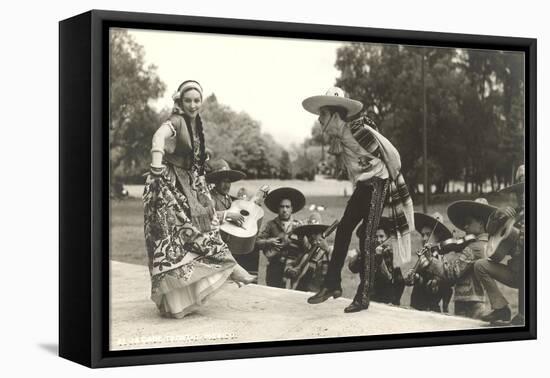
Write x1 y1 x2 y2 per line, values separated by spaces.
302 87 414 313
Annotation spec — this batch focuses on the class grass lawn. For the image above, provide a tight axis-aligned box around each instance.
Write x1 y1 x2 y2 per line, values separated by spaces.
111 192 520 315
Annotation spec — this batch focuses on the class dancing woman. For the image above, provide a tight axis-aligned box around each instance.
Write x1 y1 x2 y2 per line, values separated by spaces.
143 80 255 319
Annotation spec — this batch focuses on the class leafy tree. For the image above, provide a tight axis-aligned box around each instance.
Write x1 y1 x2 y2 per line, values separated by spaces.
200 94 286 178
293 153 316 181
279 150 292 179
110 29 166 185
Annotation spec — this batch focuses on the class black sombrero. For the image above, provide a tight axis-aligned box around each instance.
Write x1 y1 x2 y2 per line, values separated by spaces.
292 212 329 237
205 159 246 183
414 212 453 241
264 187 306 214
447 198 497 232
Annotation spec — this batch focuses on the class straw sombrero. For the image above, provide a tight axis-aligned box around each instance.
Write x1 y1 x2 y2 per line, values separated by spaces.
499 164 525 194
302 87 363 118
414 212 453 241
205 159 246 183
447 198 497 231
292 212 329 237
264 187 306 214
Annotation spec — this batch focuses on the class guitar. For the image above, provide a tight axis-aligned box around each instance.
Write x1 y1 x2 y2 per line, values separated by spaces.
220 185 269 255
284 220 339 290
486 209 524 263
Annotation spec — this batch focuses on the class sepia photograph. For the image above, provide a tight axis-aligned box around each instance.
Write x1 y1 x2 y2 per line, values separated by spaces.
108 26 527 352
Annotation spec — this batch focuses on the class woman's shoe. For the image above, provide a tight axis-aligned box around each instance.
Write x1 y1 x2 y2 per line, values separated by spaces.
230 264 258 288
233 275 257 288
231 274 257 288
307 287 343 304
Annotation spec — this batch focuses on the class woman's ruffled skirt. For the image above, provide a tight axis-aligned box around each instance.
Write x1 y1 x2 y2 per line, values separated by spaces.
153 261 234 318
143 171 236 318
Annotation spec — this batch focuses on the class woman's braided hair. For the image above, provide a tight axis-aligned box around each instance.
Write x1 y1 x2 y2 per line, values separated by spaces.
176 80 207 173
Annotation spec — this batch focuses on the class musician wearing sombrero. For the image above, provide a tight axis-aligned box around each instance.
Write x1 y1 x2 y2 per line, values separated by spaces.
206 159 247 227
303 87 414 313
206 158 264 274
256 187 306 288
284 212 332 293
351 217 405 306
407 212 453 313
474 165 525 325
424 198 496 319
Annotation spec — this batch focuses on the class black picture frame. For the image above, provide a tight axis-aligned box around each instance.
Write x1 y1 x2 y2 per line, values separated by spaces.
59 9 537 368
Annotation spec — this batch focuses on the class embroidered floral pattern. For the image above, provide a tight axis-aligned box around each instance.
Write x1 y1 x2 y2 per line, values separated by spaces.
143 163 235 297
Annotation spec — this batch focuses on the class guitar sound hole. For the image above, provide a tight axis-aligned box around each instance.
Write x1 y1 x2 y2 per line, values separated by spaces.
240 210 249 216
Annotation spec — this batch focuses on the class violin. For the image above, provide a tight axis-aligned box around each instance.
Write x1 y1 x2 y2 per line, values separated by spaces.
433 234 477 254
405 234 477 285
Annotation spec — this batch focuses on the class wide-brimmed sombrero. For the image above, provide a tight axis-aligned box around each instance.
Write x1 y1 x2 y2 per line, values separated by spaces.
302 87 363 118
292 212 329 237
447 198 497 231
205 159 246 183
264 187 306 214
499 164 525 194
414 212 453 241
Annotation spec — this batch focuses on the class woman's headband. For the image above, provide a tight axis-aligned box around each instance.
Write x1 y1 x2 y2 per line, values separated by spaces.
172 80 203 101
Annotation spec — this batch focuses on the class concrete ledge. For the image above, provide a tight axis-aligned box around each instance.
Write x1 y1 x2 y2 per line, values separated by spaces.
110 261 484 351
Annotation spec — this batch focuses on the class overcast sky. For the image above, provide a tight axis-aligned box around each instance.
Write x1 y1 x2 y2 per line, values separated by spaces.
128 29 344 148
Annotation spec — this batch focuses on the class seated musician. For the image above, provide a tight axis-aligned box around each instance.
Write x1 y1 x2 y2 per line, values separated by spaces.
255 187 305 288
350 217 405 306
406 212 453 313
474 165 525 325
424 198 496 319
206 159 246 225
285 213 332 293
206 159 259 274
